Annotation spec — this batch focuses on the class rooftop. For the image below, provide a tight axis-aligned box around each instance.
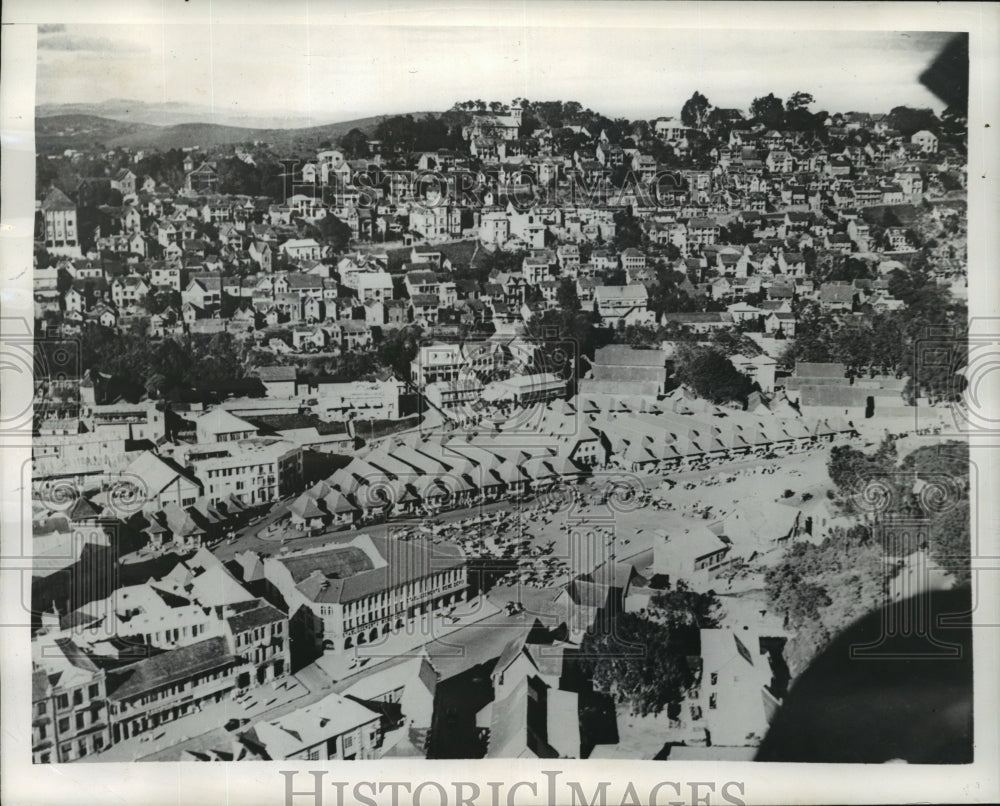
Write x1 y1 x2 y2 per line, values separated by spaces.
246 691 380 759
107 637 236 701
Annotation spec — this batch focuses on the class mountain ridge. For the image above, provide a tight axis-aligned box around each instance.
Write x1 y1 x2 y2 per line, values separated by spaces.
35 110 438 152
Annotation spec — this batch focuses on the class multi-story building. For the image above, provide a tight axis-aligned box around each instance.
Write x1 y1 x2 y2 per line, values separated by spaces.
409 204 461 241
484 372 567 407
40 187 81 257
120 450 203 510
225 599 291 687
83 401 165 442
105 636 239 743
910 129 938 154
110 275 149 310
620 247 646 273
306 379 402 421
357 271 395 302
177 438 303 506
410 342 505 388
32 631 112 763
241 691 382 760
194 409 259 444
593 284 650 322
478 209 510 245
521 255 554 285
685 217 720 247
556 243 581 275
262 534 467 652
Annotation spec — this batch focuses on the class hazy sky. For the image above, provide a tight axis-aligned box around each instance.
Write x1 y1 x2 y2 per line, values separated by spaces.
36 23 957 124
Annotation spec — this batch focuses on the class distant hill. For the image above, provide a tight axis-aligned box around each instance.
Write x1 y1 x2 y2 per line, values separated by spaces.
36 99 322 129
36 108 438 152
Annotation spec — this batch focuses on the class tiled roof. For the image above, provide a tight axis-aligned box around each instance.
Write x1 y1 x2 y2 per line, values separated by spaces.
279 534 464 605
41 187 76 212
226 601 286 634
794 362 847 379
254 366 297 382
592 345 665 368
108 637 236 700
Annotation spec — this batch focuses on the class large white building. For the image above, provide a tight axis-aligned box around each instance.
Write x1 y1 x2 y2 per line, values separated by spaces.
176 438 303 506
242 691 382 760
32 630 111 763
121 450 203 510
910 129 939 154
478 210 511 245
194 409 259 444
593 284 651 324
410 342 505 389
40 187 81 257
306 379 402 421
356 271 395 302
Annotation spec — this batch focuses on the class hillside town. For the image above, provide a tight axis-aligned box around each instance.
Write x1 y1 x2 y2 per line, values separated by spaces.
30 93 971 763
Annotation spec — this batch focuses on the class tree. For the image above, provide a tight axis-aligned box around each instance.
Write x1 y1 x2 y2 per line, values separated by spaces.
518 108 541 139
339 128 369 158
328 350 380 383
783 92 824 132
562 101 583 121
750 93 785 129
631 119 651 143
603 267 626 286
673 344 753 403
612 210 644 250
681 91 711 130
827 444 888 494
217 157 263 195
311 214 353 255
524 306 609 394
579 612 695 717
556 277 581 312
648 586 721 629
886 106 939 139
623 324 658 348
928 499 971 585
785 91 815 112
711 329 763 358
766 569 833 627
377 325 422 379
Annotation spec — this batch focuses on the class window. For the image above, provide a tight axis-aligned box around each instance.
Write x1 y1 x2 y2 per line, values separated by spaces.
76 713 85 730
78 741 88 758
307 748 320 761
343 734 354 750
36 702 46 716
57 694 69 710
94 736 103 751
89 684 99 699
710 673 718 686
58 718 69 733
